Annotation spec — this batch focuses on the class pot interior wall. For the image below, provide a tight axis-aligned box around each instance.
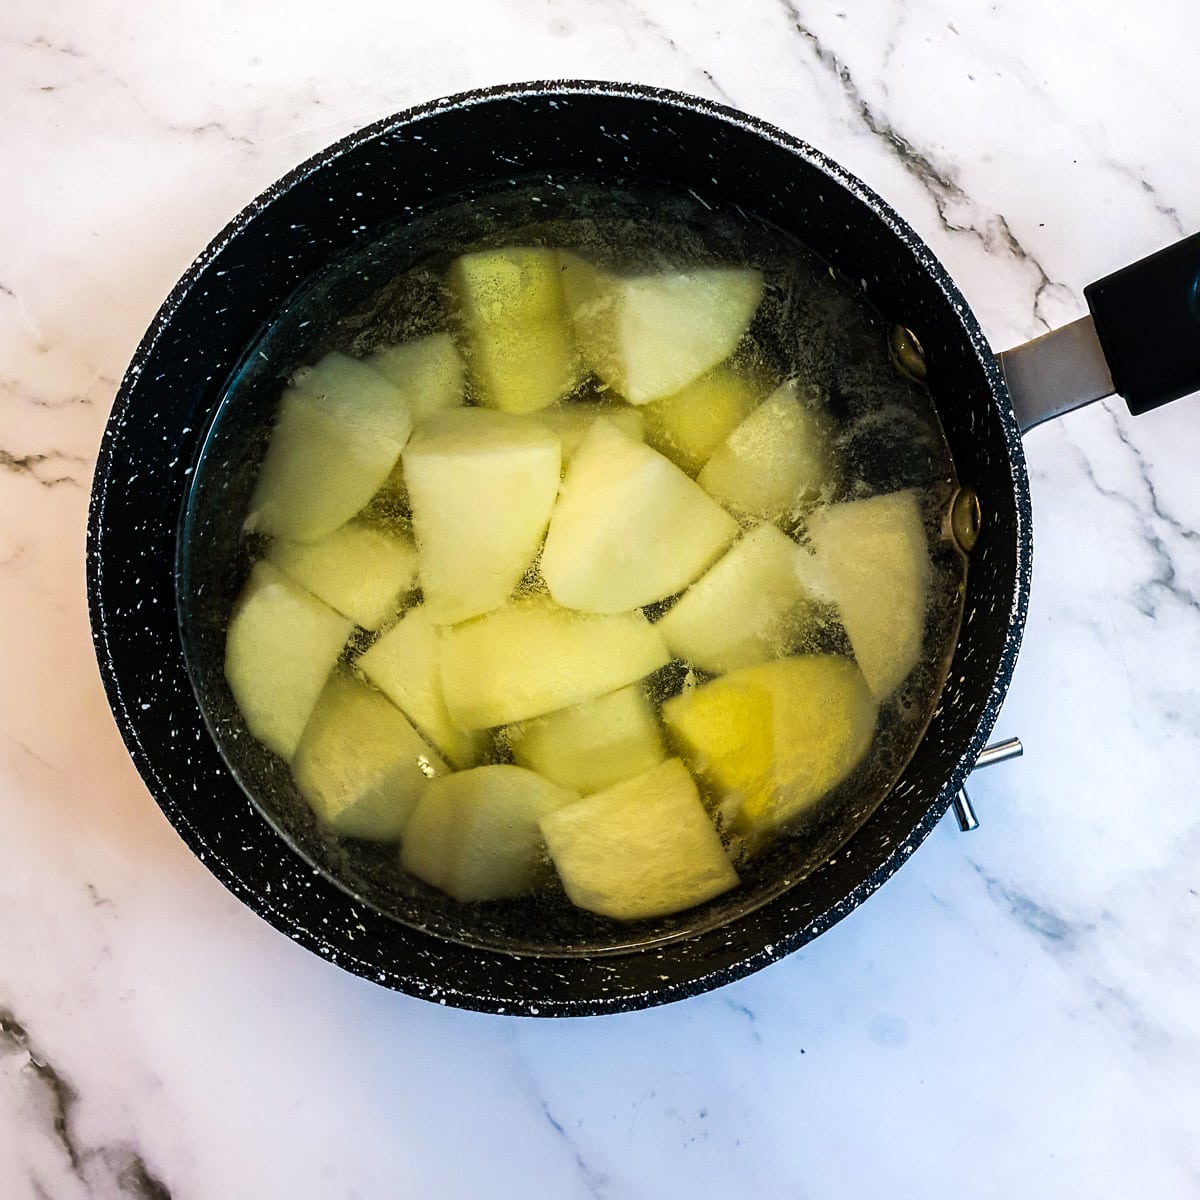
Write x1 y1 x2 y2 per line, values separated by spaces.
90 84 1029 1013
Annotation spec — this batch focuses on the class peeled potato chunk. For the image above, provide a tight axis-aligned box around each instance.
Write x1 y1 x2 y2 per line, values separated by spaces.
447 247 581 414
224 561 354 761
401 764 578 902
245 351 413 542
641 364 766 475
526 400 645 461
365 332 466 423
662 655 877 845
507 683 667 795
805 489 932 700
357 606 489 769
439 597 670 730
267 519 417 631
541 418 739 612
293 668 447 840
539 758 739 921
402 407 562 625
560 253 764 404
657 524 821 675
698 379 835 523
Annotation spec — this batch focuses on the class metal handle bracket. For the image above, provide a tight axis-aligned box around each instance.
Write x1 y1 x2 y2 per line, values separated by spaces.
952 737 1023 832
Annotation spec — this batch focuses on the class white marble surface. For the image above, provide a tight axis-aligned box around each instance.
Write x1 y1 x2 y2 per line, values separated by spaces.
2 1 1199 1196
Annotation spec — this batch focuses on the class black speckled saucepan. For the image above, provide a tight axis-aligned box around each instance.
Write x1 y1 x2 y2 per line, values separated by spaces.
87 81 1192 1016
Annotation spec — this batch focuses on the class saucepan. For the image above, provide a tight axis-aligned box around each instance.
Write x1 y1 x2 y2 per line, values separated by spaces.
87 81 1200 1015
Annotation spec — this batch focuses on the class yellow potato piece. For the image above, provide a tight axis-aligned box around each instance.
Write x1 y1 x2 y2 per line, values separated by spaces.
657 523 821 674
662 655 877 844
224 561 353 762
448 247 581 414
293 668 447 841
805 490 932 699
507 683 667 794
438 597 670 730
267 518 417 631
401 764 578 902
402 407 562 624
245 352 413 542
698 379 836 523
540 418 739 612
559 253 764 404
641 364 766 475
357 606 489 770
539 758 739 921
365 332 466 423
525 400 645 461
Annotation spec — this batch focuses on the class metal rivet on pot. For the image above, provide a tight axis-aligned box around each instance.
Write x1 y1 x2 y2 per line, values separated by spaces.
889 324 927 382
950 486 982 553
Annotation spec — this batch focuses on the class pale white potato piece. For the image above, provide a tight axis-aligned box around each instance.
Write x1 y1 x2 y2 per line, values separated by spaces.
507 683 667 795
447 247 581 414
559 253 763 404
641 364 766 475
267 519 417 631
439 597 670 730
662 655 876 846
224 561 353 761
401 764 578 902
362 455 411 525
245 351 413 542
292 668 447 840
402 407 562 625
805 489 932 700
365 332 466 423
657 523 821 674
698 379 836 522
526 400 645 460
540 418 738 612
539 758 739 921
357 606 489 769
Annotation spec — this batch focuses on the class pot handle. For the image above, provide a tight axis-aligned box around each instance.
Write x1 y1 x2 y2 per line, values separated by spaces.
999 232 1200 433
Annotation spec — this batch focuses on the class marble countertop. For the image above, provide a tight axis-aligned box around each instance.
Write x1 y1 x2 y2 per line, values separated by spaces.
3 2 1198 1196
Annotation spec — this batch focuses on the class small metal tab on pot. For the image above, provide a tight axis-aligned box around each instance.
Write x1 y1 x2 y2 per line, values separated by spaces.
952 737 1024 831
974 737 1023 769
952 787 980 832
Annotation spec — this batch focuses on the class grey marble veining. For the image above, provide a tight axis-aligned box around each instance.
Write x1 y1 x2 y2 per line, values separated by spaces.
0 1008 171 1198
2 1 1199 1197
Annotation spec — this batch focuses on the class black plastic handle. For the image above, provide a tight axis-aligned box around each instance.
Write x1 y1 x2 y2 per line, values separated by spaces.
1084 232 1200 416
